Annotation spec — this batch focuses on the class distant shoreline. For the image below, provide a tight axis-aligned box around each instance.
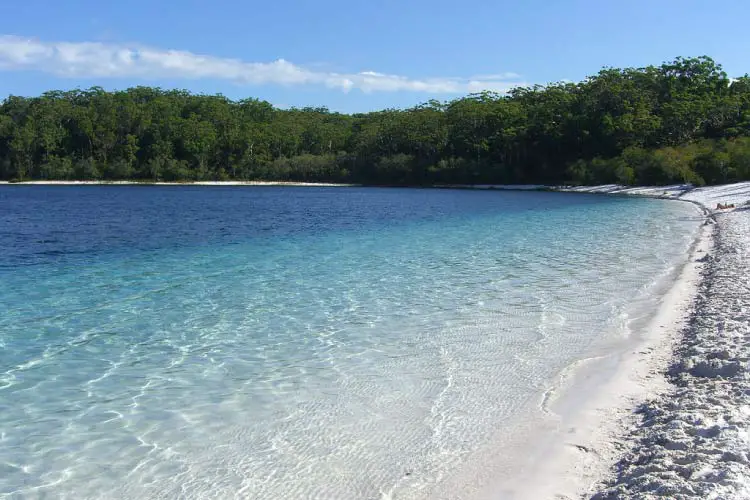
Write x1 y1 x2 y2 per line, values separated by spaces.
0 180 359 187
0 180 552 189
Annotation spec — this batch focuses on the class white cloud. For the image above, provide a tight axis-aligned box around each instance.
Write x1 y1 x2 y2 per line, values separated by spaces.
0 35 525 94
470 72 522 80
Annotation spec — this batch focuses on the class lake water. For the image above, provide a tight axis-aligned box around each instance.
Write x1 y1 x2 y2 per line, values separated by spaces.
0 186 702 499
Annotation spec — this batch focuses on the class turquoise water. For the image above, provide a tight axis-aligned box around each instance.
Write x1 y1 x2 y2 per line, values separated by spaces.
0 187 701 499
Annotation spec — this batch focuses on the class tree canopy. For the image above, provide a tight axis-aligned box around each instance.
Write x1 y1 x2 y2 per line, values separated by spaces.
2 56 750 186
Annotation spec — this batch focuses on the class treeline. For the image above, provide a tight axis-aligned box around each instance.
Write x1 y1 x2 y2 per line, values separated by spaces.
2 56 750 186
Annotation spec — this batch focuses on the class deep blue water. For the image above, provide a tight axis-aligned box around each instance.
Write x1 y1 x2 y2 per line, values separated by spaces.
0 186 701 499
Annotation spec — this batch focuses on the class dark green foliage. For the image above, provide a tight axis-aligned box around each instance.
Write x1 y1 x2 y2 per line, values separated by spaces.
2 57 750 185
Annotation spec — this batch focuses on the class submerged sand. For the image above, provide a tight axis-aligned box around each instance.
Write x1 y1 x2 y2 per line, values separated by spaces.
491 206 714 499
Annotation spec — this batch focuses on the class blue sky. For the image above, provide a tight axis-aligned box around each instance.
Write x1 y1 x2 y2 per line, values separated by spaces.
1 0 749 112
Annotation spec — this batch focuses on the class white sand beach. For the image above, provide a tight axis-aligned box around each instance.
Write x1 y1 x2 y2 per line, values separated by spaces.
539 182 750 499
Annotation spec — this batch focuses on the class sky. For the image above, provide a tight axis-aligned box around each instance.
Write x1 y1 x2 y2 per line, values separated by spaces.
1 0 749 113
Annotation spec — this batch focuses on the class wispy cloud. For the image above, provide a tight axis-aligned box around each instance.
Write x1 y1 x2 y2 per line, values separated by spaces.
0 35 525 94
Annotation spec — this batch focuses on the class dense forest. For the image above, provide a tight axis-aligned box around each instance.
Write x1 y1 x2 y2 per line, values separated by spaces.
2 56 750 186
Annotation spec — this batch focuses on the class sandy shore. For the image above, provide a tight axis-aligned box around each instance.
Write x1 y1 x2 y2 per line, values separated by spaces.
494 206 714 499
390 183 744 500
548 182 750 499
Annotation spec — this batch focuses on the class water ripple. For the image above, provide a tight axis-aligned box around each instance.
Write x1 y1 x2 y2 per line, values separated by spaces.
0 187 702 499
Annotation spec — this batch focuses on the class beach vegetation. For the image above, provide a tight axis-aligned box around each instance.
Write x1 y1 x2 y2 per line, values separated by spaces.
2 57 750 186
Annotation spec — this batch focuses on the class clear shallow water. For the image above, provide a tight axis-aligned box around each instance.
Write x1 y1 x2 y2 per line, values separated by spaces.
0 187 701 499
